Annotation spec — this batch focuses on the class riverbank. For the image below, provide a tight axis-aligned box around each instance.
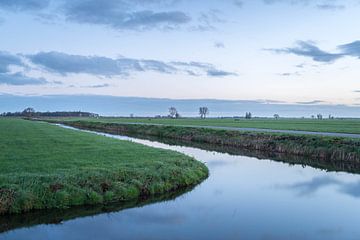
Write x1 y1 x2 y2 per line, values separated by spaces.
53 120 360 165
0 119 208 215
51 117 360 134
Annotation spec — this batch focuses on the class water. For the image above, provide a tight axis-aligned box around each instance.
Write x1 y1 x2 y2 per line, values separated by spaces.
2 128 360 239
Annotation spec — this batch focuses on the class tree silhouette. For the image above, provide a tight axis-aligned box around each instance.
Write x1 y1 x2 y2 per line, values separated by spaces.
199 107 209 119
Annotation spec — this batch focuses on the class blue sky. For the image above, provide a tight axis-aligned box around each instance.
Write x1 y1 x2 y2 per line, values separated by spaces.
0 0 360 106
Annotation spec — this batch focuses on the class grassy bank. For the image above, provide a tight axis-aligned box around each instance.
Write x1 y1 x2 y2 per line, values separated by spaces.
51 117 360 134
57 120 360 164
0 119 208 215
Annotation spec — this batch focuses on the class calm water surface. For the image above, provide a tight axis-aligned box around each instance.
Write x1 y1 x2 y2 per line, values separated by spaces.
2 128 360 240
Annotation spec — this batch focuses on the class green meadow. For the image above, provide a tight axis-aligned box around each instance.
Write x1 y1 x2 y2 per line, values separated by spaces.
54 117 360 134
0 119 208 214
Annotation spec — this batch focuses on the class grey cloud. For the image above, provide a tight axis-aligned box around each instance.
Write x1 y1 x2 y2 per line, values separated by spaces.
268 40 360 63
141 59 177 73
338 41 360 58
296 100 325 104
0 0 49 11
207 69 237 77
192 9 225 31
0 0 222 32
0 72 47 85
90 83 109 88
171 61 213 69
268 41 343 63
354 90 360 93
62 0 191 30
316 4 345 10
28 51 236 78
263 0 312 5
260 99 287 104
263 0 346 9
28 51 138 76
0 51 24 73
171 61 237 77
214 41 225 48
81 83 110 88
278 72 301 76
0 51 45 85
233 0 244 8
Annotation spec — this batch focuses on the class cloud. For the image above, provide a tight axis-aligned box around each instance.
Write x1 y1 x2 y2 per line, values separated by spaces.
338 41 360 58
0 0 223 32
0 0 191 31
263 0 346 10
278 72 301 76
71 83 111 88
191 9 225 31
263 0 312 5
28 51 236 78
28 51 143 76
0 0 49 12
354 90 360 93
61 0 191 30
89 83 110 88
268 40 360 63
207 69 237 77
296 100 325 104
140 59 177 73
316 4 345 10
214 41 225 48
0 72 47 85
233 0 244 8
267 41 343 63
0 51 24 73
171 61 237 77
0 51 46 85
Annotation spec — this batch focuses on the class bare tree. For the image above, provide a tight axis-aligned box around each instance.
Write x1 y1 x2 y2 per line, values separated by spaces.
199 107 209 119
169 107 179 118
22 107 35 117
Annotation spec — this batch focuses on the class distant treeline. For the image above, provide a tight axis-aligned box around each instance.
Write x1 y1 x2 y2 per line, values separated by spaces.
1 108 99 118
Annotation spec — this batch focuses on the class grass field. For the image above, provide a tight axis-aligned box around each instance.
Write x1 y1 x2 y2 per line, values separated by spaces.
54 117 360 134
0 119 208 214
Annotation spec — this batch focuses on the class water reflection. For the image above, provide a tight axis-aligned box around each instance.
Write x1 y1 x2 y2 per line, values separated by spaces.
281 176 360 198
0 186 194 234
2 128 360 240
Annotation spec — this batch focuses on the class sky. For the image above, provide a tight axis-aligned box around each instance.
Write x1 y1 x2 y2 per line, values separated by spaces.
0 0 360 108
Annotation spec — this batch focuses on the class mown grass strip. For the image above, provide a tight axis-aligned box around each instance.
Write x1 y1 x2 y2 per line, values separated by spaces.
51 117 360 134
59 120 360 164
0 119 208 215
